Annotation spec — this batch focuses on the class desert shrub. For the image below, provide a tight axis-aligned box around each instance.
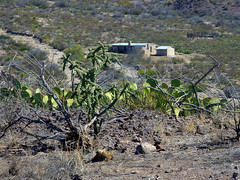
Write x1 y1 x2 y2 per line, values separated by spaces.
53 1 70 8
0 35 14 47
119 0 133 6
86 4 95 10
0 0 10 5
188 16 204 24
151 8 160 16
17 44 31 52
112 11 122 18
175 46 193 54
1 56 13 65
29 0 49 8
0 35 12 40
146 69 157 76
138 13 151 19
50 39 68 51
41 33 51 44
209 0 216 4
29 48 48 61
17 0 29 7
45 62 59 71
135 2 146 11
63 44 85 61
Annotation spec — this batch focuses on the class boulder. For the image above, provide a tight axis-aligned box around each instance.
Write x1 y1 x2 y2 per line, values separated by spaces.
136 142 156 154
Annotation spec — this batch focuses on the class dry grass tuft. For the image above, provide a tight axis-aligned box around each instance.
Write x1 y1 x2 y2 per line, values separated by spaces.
0 149 84 179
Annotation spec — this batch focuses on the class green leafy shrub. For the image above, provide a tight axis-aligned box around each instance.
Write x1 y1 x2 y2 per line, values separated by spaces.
18 44 31 52
64 44 85 61
0 35 12 40
146 69 157 76
41 34 51 44
175 47 193 54
119 0 133 6
126 78 226 117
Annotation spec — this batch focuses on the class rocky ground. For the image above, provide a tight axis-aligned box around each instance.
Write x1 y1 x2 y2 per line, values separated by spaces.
81 110 240 180
0 109 239 180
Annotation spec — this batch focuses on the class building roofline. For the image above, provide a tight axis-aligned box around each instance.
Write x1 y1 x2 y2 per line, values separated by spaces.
111 43 148 47
156 46 172 49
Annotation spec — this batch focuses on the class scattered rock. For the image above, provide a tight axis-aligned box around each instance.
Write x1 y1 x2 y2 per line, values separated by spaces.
209 174 215 178
92 149 113 162
131 171 138 174
210 134 222 144
153 135 162 145
132 136 142 142
165 169 173 173
196 125 210 135
164 130 171 136
232 172 238 179
143 153 154 158
198 144 208 149
136 142 156 154
155 143 166 151
144 115 149 120
230 148 240 159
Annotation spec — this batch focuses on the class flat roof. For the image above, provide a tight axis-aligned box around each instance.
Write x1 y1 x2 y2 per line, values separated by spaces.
156 46 172 49
111 43 148 47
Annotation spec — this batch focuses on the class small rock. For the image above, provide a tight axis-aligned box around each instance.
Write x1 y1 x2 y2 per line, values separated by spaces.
198 144 208 149
143 153 154 158
144 115 149 120
213 119 222 129
92 149 113 162
164 131 171 136
232 172 238 179
181 171 188 176
196 125 210 135
155 144 165 151
153 136 162 145
131 171 138 174
132 136 142 142
209 174 215 178
136 142 156 154
165 169 173 173
230 148 240 158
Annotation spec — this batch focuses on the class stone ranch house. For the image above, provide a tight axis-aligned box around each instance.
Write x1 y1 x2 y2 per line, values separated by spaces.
156 46 175 56
108 42 175 57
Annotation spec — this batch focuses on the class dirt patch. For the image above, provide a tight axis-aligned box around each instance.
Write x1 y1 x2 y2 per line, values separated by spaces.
150 53 205 64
